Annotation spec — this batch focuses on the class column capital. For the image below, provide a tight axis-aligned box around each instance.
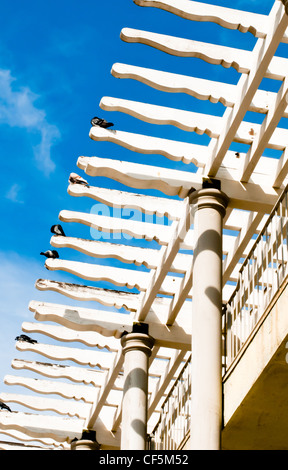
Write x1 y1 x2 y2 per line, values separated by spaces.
121 331 155 357
189 187 229 218
71 430 100 450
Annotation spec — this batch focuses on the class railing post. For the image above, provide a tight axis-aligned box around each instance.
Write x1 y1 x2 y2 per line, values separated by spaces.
189 180 229 450
120 323 155 450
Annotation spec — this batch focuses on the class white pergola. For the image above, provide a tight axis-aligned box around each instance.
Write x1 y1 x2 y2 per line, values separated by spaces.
1 0 288 450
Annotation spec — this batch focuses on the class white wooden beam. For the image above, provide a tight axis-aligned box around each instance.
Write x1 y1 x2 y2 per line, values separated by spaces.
0 392 91 419
21 321 120 350
0 411 85 443
29 300 133 338
133 0 269 38
36 278 141 312
59 208 174 244
0 428 67 448
44 258 188 298
205 2 288 176
121 28 252 72
121 23 288 81
78 156 282 211
15 341 116 369
112 62 237 107
50 237 191 273
92 406 121 448
240 78 288 182
273 147 288 187
50 222 264 274
29 300 192 350
89 125 206 166
86 349 124 430
112 63 288 116
0 441 52 450
100 95 288 152
11 359 108 387
100 96 222 137
4 375 98 403
136 197 192 321
68 182 181 220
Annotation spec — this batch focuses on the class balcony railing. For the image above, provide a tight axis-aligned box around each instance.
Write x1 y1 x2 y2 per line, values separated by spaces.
224 184 288 370
148 185 288 449
149 355 191 450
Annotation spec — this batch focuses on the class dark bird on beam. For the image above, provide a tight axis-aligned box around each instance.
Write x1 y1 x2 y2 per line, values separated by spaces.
15 334 38 344
0 401 11 412
90 116 114 129
69 172 90 188
51 224 66 237
40 250 59 259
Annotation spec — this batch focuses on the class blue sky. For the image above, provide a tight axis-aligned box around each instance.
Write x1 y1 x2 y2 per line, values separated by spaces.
0 0 276 411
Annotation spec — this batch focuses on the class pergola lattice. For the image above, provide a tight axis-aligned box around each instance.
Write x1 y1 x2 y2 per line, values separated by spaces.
1 0 288 450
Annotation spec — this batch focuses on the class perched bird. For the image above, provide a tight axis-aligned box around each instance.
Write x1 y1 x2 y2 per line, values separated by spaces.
51 224 66 237
90 116 114 129
40 250 59 259
69 172 90 188
15 334 38 344
0 401 11 412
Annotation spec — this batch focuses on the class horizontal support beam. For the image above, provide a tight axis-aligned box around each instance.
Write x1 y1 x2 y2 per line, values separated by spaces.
50 237 191 273
78 156 282 211
11 359 109 387
111 63 288 116
0 392 91 419
133 0 270 38
0 411 85 443
89 125 206 166
29 300 192 349
15 341 116 369
121 27 251 72
21 321 120 350
68 183 181 220
100 95 288 151
100 95 222 137
36 277 141 312
206 2 288 175
44 257 189 298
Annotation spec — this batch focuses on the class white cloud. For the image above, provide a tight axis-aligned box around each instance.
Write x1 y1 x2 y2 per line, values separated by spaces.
0 69 61 176
5 183 24 204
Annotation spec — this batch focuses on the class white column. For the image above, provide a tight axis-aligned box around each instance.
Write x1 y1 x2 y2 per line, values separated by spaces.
120 324 155 450
190 184 229 450
71 430 100 450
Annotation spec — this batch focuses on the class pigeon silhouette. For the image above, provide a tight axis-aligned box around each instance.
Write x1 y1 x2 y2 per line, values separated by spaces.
0 401 11 412
90 116 114 128
69 172 90 188
15 334 38 344
51 224 66 237
40 250 59 259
